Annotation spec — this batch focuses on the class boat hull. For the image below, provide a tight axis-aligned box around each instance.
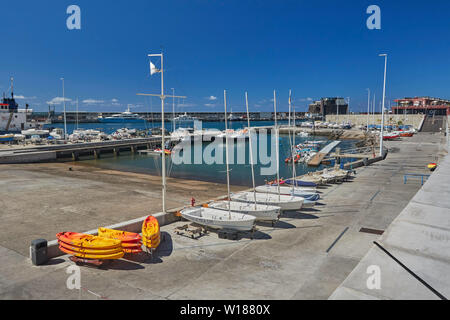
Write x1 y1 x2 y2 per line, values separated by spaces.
207 201 280 221
255 185 320 201
181 207 256 231
98 118 146 123
284 179 317 188
231 192 303 211
0 134 14 142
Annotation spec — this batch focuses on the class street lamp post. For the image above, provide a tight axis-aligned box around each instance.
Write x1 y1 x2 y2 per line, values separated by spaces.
137 53 186 214
60 78 67 140
171 88 175 132
347 97 350 124
366 88 370 132
379 54 388 156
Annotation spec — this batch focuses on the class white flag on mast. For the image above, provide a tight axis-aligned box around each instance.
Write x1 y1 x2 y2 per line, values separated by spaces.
150 61 161 75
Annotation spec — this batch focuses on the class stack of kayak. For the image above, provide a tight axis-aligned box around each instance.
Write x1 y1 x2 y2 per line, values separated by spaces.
98 227 142 254
57 215 161 261
142 216 161 249
57 232 124 260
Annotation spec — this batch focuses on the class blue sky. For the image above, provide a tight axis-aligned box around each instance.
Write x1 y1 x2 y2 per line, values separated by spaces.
1 0 449 113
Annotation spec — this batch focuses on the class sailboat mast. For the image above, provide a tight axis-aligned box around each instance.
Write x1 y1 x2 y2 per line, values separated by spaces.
367 89 370 132
224 90 231 219
273 90 280 201
76 98 79 130
172 88 175 132
245 92 257 209
161 54 166 214
373 94 376 127
289 90 296 193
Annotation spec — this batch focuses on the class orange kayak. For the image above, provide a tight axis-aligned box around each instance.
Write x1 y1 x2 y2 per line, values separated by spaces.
142 216 161 249
123 248 142 254
98 227 143 254
142 216 160 235
58 240 123 255
98 227 142 243
59 245 124 260
57 232 122 250
121 242 142 248
143 236 160 249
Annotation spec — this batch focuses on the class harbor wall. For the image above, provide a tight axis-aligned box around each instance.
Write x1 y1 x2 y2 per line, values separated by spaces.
0 151 56 164
325 114 425 129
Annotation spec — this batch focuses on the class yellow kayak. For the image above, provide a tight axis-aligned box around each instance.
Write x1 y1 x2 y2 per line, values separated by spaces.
142 216 161 249
56 232 122 250
59 240 123 255
142 236 160 248
98 227 142 243
59 245 124 260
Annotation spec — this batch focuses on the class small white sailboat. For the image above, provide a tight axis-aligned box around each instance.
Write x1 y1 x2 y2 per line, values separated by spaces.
231 192 303 211
180 206 256 231
181 90 257 231
207 201 280 222
320 167 350 183
250 90 316 209
232 91 303 212
255 185 318 199
208 92 280 222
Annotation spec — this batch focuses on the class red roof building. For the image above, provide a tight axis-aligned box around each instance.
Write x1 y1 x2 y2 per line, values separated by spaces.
393 97 450 116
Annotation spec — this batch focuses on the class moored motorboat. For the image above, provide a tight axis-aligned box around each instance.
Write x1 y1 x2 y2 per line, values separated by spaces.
0 134 14 142
383 132 400 140
399 131 414 137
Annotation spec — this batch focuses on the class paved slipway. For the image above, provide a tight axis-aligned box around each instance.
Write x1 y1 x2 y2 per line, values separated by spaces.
0 133 446 300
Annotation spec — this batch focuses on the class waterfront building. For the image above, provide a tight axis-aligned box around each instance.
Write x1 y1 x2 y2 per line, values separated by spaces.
308 98 349 117
392 97 450 116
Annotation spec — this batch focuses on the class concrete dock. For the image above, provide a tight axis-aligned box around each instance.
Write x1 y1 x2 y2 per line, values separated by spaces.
0 132 447 299
331 136 450 300
307 140 341 166
0 138 162 164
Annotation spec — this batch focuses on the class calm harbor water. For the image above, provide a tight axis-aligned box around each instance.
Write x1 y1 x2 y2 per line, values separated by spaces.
51 120 359 186
45 120 290 135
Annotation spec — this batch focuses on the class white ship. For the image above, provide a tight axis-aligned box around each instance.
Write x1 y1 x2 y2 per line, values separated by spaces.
0 79 46 133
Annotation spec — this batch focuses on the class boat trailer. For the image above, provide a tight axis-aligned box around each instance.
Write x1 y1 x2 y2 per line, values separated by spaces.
218 226 258 240
175 224 208 239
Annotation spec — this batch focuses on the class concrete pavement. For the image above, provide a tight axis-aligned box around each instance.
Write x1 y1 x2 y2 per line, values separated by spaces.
330 134 450 300
0 132 446 299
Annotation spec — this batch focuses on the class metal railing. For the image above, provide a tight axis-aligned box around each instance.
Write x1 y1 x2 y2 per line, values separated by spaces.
403 173 431 186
